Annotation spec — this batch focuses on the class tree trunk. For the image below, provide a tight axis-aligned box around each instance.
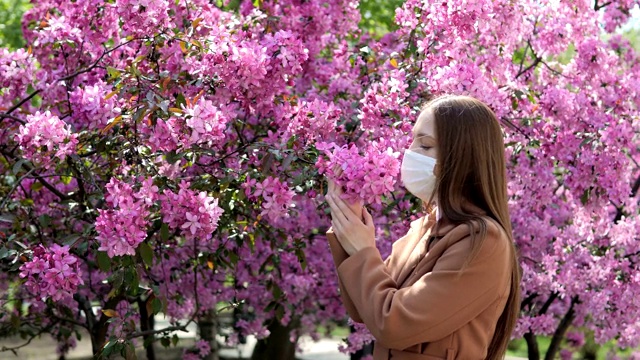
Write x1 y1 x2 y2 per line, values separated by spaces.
250 318 299 360
350 325 373 360
199 310 219 360
524 332 539 360
351 342 373 360
544 297 578 360
137 298 156 360
89 295 124 355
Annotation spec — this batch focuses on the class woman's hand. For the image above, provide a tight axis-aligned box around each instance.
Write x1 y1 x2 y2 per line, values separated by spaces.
326 167 363 220
325 166 376 256
326 194 376 256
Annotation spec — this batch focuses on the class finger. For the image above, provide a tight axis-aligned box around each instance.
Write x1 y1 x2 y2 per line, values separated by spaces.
327 178 335 194
363 206 373 225
332 195 360 222
331 220 342 238
327 194 349 224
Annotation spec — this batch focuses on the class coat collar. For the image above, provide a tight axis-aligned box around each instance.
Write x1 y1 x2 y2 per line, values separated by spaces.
419 200 488 237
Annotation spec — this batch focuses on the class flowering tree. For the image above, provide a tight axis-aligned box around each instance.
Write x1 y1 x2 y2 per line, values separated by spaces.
0 0 639 360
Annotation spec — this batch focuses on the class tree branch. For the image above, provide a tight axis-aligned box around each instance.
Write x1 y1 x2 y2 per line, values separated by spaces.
524 332 540 360
538 291 559 315
521 292 538 311
0 150 70 201
544 296 579 360
0 168 35 209
3 90 41 116
0 325 54 354
0 36 144 127
0 113 26 125
500 116 532 140
594 0 612 10
73 294 96 332
127 323 192 340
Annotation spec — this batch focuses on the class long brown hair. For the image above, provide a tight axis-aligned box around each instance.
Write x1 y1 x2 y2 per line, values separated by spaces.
422 94 521 360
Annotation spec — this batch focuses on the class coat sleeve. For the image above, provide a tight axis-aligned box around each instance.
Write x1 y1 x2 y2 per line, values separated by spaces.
336 223 512 350
326 227 364 323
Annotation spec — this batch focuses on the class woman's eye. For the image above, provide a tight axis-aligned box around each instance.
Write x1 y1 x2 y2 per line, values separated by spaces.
421 146 432 151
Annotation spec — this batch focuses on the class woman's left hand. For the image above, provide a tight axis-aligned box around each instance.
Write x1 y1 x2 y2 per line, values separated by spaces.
326 192 376 256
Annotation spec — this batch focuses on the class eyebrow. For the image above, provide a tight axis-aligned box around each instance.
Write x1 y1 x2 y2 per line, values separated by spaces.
413 132 435 140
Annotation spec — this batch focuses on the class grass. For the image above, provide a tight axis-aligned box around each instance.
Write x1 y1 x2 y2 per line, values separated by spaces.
506 335 639 359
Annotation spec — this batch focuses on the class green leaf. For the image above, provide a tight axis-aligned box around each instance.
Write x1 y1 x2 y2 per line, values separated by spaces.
229 251 239 265
62 234 80 246
151 297 162 315
12 159 26 175
125 342 137 360
143 335 155 348
160 223 169 241
20 198 34 206
61 175 73 185
31 181 43 191
160 337 171 348
172 334 179 347
107 66 121 79
271 283 283 299
165 151 182 164
126 267 140 294
139 242 153 267
295 248 307 271
97 251 111 272
30 94 42 108
102 340 115 357
38 214 51 228
580 188 591 206
275 304 285 321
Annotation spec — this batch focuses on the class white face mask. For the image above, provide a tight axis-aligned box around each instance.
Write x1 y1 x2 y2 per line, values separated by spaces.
400 149 437 203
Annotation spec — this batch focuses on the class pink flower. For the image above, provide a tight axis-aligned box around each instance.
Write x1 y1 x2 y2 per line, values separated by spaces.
17 111 78 169
19 245 83 302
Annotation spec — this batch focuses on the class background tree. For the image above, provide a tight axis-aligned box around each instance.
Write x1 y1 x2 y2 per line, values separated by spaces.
1 1 639 360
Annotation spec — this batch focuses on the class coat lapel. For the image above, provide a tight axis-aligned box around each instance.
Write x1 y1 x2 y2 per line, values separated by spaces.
395 209 465 286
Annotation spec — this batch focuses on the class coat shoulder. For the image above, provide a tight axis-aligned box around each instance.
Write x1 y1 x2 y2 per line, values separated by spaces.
441 217 511 259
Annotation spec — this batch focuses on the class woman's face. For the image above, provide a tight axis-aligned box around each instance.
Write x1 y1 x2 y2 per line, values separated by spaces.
409 108 438 160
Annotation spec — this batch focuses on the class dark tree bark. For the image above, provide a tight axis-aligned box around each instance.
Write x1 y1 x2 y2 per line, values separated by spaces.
137 298 156 360
250 318 299 360
524 332 540 360
544 297 578 360
199 310 219 360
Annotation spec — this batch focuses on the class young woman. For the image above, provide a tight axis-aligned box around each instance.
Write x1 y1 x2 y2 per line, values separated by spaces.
325 94 521 360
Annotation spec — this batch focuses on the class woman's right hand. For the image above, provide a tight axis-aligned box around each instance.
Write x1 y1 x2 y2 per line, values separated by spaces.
326 165 364 221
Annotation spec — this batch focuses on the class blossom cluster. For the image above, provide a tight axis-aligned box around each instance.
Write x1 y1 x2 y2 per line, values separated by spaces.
316 142 401 204
19 244 83 302
69 81 120 131
95 178 158 258
17 111 78 169
160 180 224 245
2 0 640 357
0 48 36 110
243 176 296 224
182 340 211 360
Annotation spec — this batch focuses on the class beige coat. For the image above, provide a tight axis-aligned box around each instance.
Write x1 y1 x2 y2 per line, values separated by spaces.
327 209 512 360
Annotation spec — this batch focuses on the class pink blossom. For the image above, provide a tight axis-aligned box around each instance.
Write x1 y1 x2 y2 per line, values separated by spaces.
17 111 78 169
19 245 83 302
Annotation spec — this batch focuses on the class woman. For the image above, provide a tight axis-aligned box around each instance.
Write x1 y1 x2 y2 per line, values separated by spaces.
325 94 521 360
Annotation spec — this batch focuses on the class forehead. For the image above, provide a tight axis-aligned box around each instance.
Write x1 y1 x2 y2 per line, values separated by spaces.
413 109 436 137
